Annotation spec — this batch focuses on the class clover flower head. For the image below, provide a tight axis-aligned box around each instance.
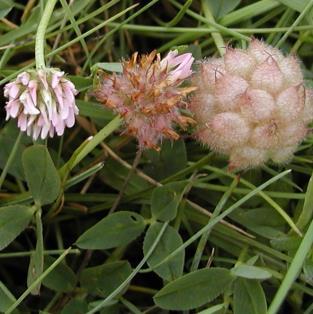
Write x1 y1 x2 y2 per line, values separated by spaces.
4 68 79 140
190 39 313 170
94 50 195 150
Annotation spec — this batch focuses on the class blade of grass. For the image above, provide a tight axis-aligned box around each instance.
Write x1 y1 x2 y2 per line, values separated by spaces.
202 164 302 236
0 2 137 85
59 0 89 60
5 247 72 314
190 177 239 271
82 0 159 71
170 0 249 41
201 0 225 56
275 0 313 48
220 0 280 26
268 217 313 314
141 169 291 271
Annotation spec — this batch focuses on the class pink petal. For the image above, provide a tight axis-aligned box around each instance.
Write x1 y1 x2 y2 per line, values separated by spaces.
49 125 55 138
51 72 62 88
28 80 37 105
20 92 40 115
17 114 27 131
4 82 20 99
167 53 194 82
6 99 20 118
27 115 37 127
32 124 41 140
17 72 30 86
65 107 75 127
55 119 65 136
40 122 50 139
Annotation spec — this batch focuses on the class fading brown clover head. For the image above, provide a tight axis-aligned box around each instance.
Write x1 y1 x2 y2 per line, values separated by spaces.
94 50 195 150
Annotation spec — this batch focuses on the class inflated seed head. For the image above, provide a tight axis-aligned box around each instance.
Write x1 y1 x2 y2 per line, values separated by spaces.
190 38 313 170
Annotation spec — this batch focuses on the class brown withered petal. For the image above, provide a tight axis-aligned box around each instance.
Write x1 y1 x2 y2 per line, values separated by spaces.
94 50 195 150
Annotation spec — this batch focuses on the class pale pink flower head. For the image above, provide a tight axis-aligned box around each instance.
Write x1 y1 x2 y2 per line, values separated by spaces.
94 50 195 150
190 39 313 170
4 68 79 140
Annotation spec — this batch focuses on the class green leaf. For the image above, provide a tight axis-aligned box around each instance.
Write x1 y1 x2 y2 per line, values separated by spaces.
80 261 132 297
42 256 76 292
61 299 88 314
154 268 234 310
22 145 61 205
76 211 146 249
143 222 184 281
0 6 40 46
0 122 32 179
270 235 301 251
231 264 272 280
206 0 241 18
0 281 19 314
198 304 225 314
68 75 92 91
100 158 152 195
76 100 115 122
91 62 123 73
233 278 267 314
0 0 14 19
151 182 186 221
278 0 310 12
0 205 35 250
144 139 187 180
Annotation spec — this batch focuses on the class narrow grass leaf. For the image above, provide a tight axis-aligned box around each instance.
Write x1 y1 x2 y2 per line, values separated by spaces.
0 0 14 19
296 170 313 230
0 281 19 314
198 304 225 314
27 209 44 295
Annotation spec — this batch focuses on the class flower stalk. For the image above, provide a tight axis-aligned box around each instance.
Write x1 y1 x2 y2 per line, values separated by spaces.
35 0 58 69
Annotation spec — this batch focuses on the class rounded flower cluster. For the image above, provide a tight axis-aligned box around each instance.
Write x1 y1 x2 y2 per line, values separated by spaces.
190 39 313 170
94 50 195 150
4 68 79 140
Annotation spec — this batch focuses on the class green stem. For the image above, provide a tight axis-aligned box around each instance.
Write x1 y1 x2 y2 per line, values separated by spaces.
59 115 122 179
201 0 225 56
268 218 313 314
5 247 72 314
0 132 22 190
0 249 80 258
33 206 44 293
190 178 238 271
275 0 313 48
35 0 58 69
140 170 290 272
